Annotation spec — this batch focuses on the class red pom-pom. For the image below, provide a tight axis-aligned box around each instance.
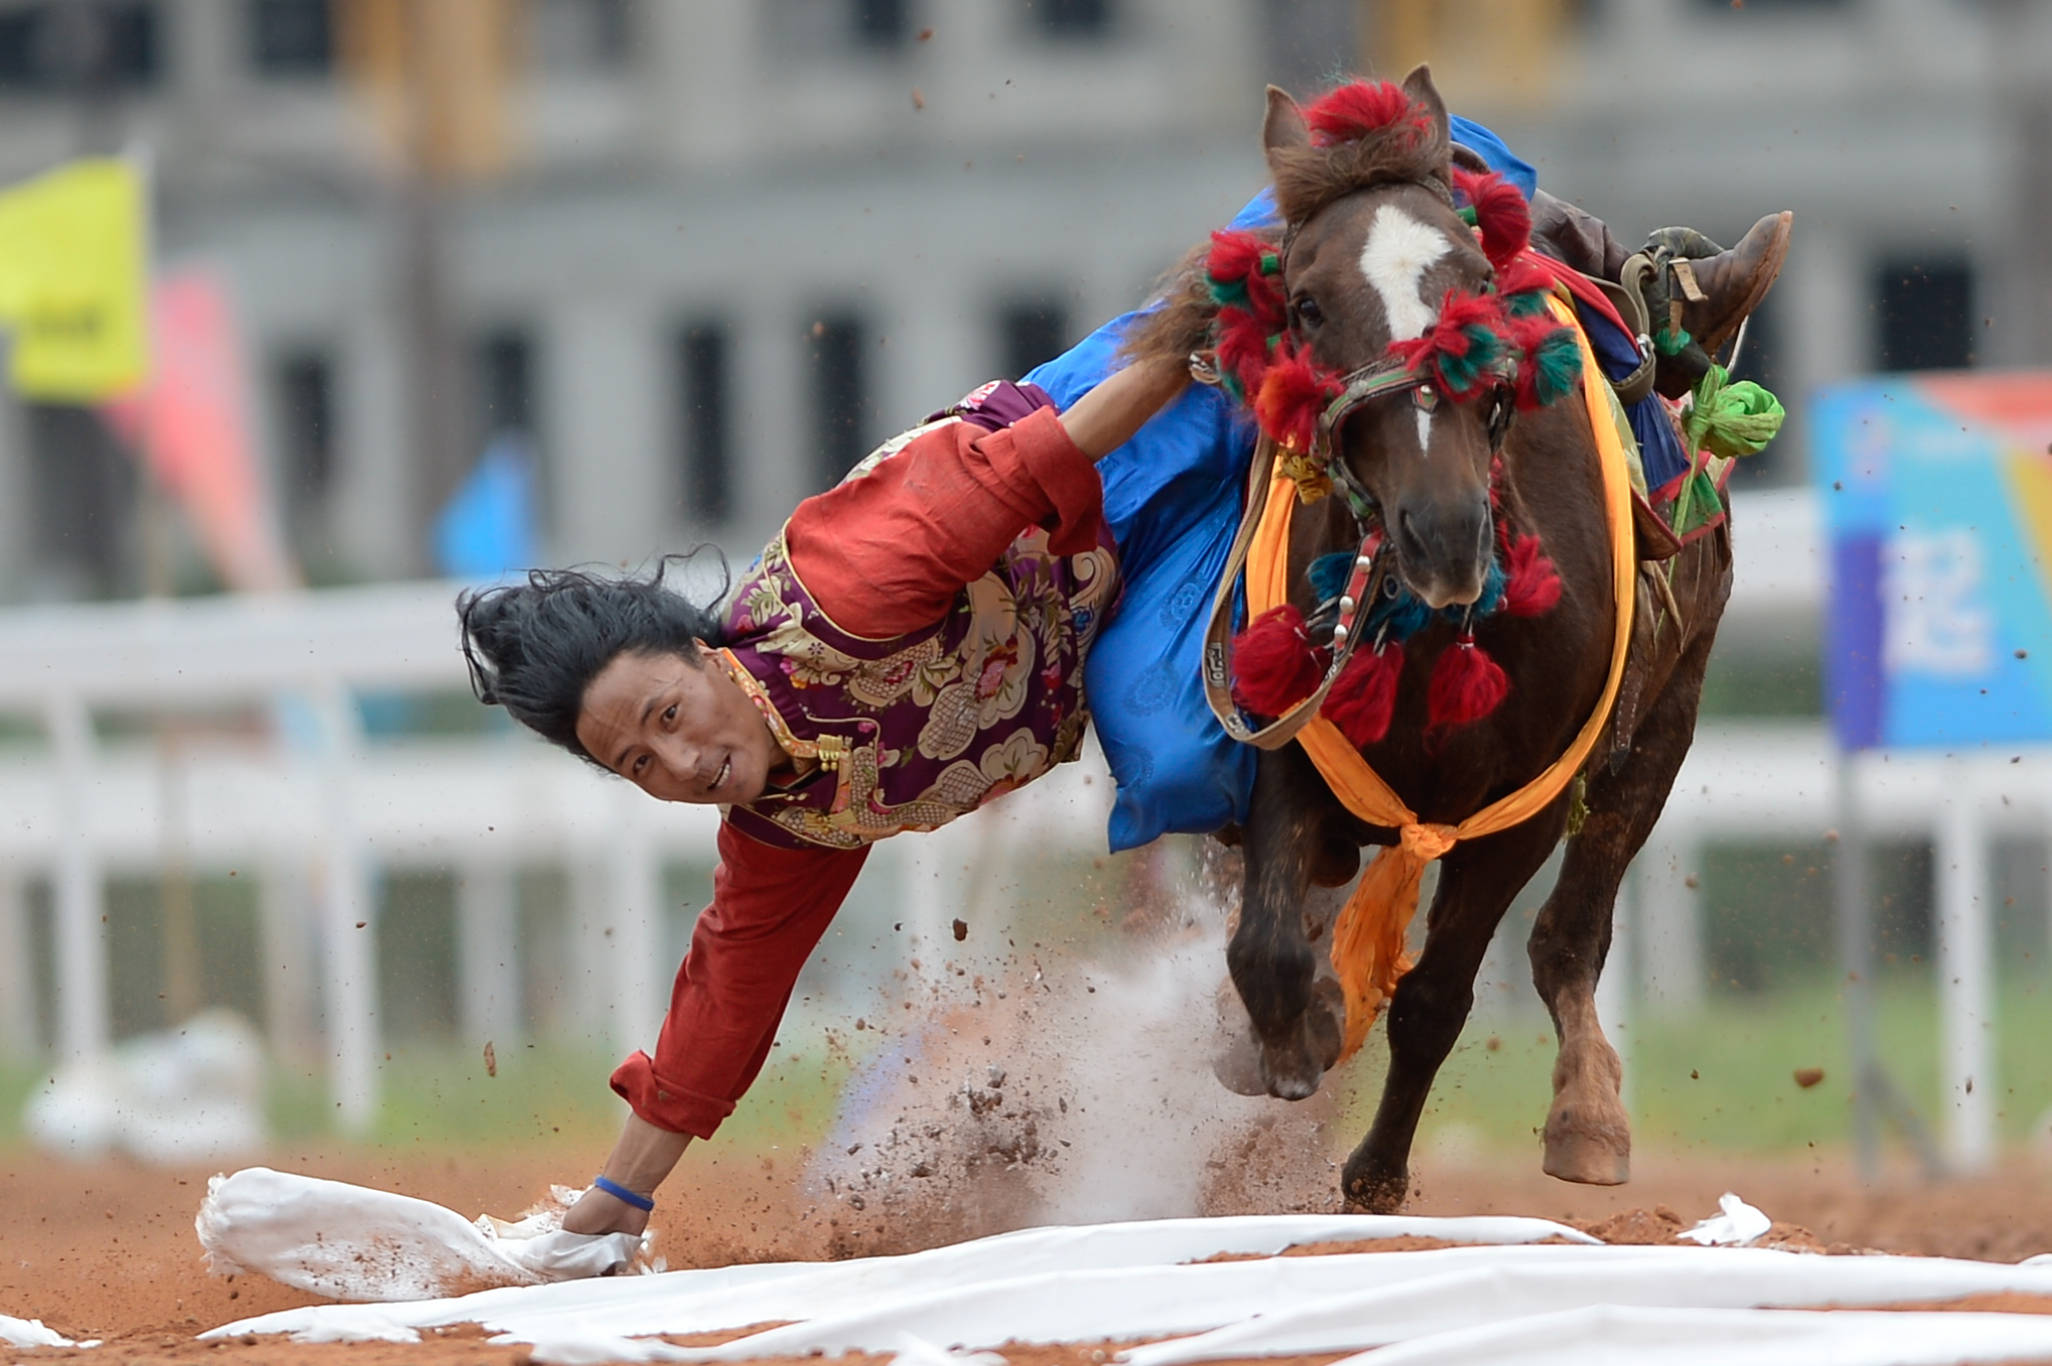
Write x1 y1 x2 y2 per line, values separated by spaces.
1214 306 1273 396
1427 636 1509 731
1451 167 1531 270
1253 345 1340 452
1501 534 1562 617
1205 229 1270 284
1303 81 1419 145
1323 645 1401 748
1232 605 1323 716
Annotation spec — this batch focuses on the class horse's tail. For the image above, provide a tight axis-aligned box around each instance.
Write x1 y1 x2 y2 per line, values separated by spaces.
1117 228 1280 370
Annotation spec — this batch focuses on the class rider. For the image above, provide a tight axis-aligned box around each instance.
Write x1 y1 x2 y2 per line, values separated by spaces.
456 93 1791 1249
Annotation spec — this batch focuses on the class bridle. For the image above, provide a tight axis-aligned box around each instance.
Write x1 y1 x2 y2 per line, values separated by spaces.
1198 184 1523 749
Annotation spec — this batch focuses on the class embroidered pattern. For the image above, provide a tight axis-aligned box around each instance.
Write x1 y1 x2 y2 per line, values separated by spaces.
722 427 1119 851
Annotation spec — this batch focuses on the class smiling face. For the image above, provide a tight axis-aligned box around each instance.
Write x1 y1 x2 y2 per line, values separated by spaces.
574 648 784 805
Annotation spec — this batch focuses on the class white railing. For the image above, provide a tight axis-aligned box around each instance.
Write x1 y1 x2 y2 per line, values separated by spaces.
2 488 2028 1165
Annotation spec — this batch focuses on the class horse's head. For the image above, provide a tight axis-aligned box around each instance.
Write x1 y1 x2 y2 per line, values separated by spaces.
1262 68 1515 610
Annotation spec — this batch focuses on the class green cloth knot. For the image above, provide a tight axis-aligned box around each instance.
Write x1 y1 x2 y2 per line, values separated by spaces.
1682 363 1785 460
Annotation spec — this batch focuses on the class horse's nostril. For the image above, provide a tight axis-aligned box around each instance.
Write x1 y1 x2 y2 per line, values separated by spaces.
1397 507 1426 556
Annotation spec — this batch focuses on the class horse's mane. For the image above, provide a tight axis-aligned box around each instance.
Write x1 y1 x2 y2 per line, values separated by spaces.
1121 79 1448 370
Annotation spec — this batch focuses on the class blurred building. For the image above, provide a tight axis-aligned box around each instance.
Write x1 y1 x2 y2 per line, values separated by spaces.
0 0 2043 600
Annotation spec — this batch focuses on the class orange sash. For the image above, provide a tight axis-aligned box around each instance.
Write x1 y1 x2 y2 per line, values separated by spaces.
1246 297 1638 1060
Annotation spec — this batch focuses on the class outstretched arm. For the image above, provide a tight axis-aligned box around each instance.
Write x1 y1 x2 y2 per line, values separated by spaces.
784 359 1188 639
564 821 869 1235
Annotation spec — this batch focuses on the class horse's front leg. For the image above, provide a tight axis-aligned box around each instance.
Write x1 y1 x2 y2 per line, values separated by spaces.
1228 745 1347 1100
1530 625 1718 1187
1341 807 1567 1211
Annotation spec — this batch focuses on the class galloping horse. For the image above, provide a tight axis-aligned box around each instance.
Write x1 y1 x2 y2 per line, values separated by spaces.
1131 68 1735 1211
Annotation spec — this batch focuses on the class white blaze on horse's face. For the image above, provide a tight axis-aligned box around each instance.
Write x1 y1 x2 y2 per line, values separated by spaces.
1358 204 1451 458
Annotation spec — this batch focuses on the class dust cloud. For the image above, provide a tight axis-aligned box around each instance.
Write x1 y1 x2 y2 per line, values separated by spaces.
804 864 1342 1253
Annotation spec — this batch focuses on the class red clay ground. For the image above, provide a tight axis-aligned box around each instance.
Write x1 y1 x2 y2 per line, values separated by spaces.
7 1143 2052 1362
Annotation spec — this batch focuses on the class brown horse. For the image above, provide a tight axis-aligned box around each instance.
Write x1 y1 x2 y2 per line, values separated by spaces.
1129 67 1735 1212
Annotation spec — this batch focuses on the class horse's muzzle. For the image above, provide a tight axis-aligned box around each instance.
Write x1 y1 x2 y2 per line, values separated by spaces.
1394 498 1493 610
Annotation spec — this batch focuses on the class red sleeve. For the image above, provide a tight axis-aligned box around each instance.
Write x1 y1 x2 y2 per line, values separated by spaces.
611 820 869 1139
784 406 1104 638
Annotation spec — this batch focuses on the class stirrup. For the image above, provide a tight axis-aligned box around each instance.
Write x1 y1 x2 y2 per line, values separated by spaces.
1594 262 1658 408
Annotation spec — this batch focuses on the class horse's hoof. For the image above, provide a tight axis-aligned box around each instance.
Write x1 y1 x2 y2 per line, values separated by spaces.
1542 1111 1631 1186
1257 1008 1336 1101
1259 1052 1322 1101
1341 1165 1409 1213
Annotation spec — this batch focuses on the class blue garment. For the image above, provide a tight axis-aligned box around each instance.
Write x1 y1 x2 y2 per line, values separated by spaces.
1031 118 1539 852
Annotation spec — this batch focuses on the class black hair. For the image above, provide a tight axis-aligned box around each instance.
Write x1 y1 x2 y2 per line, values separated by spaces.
455 552 730 765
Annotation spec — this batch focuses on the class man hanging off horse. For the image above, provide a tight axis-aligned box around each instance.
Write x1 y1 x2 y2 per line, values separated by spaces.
456 67 1790 1251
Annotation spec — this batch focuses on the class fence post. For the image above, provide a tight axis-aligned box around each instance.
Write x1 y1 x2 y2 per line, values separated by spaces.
46 694 107 1063
1634 834 1705 1017
1936 791 1995 1172
310 684 379 1135
609 791 665 1063
258 857 320 1055
0 874 35 1059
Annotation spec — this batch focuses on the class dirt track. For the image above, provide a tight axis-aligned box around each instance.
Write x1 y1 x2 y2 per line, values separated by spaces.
8 1140 2052 1361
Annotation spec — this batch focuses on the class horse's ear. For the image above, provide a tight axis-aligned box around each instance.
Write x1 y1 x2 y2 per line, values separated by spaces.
1263 84 1310 162
1399 64 1452 161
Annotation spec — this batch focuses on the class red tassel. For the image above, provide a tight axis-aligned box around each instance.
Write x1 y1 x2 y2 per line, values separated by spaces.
1205 228 1270 284
1501 534 1562 617
1303 81 1421 145
1451 167 1532 271
1253 346 1341 453
1323 645 1402 748
1232 605 1324 716
1215 306 1274 397
1427 636 1509 731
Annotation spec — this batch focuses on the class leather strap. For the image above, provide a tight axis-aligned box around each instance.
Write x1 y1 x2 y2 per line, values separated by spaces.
1201 436 1385 750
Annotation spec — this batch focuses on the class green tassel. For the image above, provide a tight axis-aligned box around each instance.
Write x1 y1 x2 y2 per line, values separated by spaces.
1504 288 1552 318
1259 250 1281 275
1530 329 1582 405
1653 324 1693 357
1208 277 1249 311
1458 205 1479 227
1682 364 1786 459
1434 325 1503 396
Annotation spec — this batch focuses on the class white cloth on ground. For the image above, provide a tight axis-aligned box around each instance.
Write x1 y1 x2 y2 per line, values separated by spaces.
197 1166 646 1303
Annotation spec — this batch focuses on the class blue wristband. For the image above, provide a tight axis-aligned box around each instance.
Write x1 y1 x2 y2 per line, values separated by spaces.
591 1175 654 1212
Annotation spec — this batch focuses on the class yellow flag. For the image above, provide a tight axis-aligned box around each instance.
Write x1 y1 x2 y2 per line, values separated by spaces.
0 158 147 400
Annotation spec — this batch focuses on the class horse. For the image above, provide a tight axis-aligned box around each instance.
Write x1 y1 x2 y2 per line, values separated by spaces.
1126 67 1735 1212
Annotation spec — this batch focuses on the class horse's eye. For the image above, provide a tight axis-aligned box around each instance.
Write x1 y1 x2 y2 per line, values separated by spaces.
1294 296 1324 329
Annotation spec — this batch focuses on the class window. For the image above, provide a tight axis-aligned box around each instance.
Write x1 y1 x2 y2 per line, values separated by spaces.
247 0 332 77
0 2 161 92
1873 257 1975 372
1028 0 1112 39
997 296 1070 382
474 328 537 443
808 312 873 491
852 0 908 46
675 322 733 526
273 349 337 530
27 404 137 596
764 0 912 54
531 0 631 74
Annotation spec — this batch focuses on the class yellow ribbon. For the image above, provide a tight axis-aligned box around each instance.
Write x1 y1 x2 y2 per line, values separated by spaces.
1247 298 1638 1061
